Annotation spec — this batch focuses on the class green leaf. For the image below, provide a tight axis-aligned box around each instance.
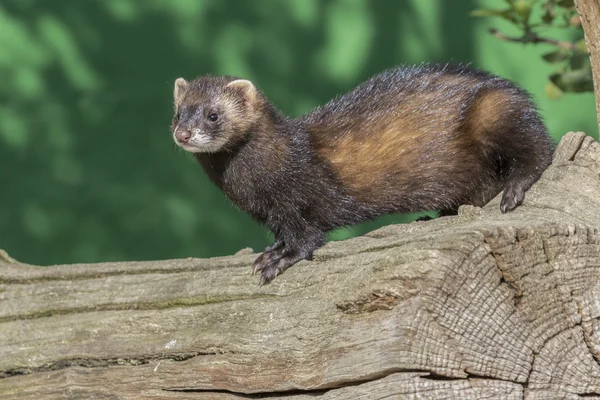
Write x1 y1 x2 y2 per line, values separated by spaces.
575 39 587 54
562 71 594 92
541 50 569 63
557 0 574 8
513 0 533 22
550 68 594 93
544 80 564 100
570 53 589 69
542 9 555 24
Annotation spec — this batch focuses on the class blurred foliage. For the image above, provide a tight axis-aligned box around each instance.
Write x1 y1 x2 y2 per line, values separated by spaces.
471 0 594 99
0 0 596 266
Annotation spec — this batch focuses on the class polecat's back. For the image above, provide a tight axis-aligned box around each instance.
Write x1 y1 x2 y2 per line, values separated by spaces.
301 64 553 213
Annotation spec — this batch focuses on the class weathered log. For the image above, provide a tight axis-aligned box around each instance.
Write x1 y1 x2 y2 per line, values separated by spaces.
2 132 600 399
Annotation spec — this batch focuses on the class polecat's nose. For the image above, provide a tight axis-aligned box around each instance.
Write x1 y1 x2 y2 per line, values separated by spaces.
175 128 192 144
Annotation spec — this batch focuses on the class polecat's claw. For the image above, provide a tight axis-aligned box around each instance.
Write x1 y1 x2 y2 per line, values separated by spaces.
251 252 270 275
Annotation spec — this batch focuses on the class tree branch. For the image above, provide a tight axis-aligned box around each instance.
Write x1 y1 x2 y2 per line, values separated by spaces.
488 28 577 51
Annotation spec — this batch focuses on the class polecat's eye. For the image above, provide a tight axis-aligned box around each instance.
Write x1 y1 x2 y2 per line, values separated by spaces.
208 113 218 122
175 112 181 121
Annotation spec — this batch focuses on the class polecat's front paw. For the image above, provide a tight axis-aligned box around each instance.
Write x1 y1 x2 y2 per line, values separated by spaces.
251 251 271 276
259 260 281 285
258 251 307 285
252 248 286 279
252 249 286 284
251 239 284 276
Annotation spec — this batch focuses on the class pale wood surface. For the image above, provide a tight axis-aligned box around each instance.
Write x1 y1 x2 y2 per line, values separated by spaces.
576 0 600 134
2 132 600 399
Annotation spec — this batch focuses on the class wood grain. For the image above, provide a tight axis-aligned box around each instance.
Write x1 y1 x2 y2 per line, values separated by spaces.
2 132 600 399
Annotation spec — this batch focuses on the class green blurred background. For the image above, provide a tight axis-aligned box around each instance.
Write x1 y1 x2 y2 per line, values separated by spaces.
1 0 597 266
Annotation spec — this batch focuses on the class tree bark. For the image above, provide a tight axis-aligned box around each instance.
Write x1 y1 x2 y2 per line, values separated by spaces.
575 0 600 135
2 132 600 399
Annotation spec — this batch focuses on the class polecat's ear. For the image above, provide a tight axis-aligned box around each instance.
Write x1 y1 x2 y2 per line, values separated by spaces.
174 78 188 107
226 79 256 101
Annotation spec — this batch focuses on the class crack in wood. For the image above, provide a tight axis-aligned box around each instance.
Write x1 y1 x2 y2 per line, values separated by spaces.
0 262 251 285
0 351 227 379
163 369 531 398
162 368 439 396
522 323 585 399
0 293 278 323
162 386 331 398
523 352 535 400
578 301 600 372
423 371 525 385
481 226 595 400
0 267 198 285
568 135 587 162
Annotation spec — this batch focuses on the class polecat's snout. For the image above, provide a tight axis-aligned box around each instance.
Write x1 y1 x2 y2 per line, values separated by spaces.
171 125 229 153
174 127 192 144
172 126 213 153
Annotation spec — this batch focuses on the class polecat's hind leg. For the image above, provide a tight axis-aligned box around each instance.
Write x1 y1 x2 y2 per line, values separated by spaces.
500 161 549 213
500 173 530 213
498 128 553 213
500 150 551 213
465 85 554 213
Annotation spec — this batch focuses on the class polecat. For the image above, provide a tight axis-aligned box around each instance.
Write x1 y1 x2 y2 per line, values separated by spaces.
171 64 554 284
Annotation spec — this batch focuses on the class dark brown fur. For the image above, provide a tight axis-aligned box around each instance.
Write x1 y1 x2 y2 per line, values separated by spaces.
171 64 554 284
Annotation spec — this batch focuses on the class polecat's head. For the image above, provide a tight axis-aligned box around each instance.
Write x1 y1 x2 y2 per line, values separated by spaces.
171 76 260 153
